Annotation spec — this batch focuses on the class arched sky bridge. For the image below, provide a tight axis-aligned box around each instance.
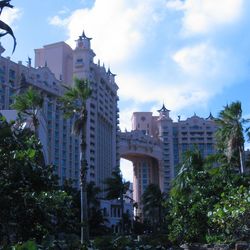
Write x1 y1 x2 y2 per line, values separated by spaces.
119 130 163 215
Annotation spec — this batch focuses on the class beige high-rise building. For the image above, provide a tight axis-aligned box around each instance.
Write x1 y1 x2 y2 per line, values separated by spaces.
130 105 217 196
0 32 120 193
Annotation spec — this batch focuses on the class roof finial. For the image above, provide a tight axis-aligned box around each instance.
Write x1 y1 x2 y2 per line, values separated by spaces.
206 112 214 120
26 56 31 67
80 29 92 40
157 103 169 113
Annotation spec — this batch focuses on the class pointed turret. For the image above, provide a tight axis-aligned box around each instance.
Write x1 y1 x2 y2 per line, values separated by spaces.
157 104 171 120
107 67 116 83
157 104 169 113
81 30 92 40
75 30 94 50
206 112 214 120
73 30 96 78
107 67 116 76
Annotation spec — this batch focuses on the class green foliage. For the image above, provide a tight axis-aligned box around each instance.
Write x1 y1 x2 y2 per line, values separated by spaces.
60 78 92 135
168 144 250 245
112 236 134 250
167 102 250 245
142 184 166 232
0 116 78 245
104 169 130 235
139 234 170 249
60 77 92 242
168 150 219 244
12 240 38 250
92 236 114 250
104 169 130 200
11 86 43 134
207 184 250 242
215 101 249 174
11 87 43 115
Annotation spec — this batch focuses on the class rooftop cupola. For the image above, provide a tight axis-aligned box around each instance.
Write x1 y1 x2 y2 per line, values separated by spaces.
75 30 92 50
73 30 96 78
158 104 170 119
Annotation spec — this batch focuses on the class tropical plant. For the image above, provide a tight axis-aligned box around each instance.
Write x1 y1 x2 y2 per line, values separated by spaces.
142 183 166 232
208 183 250 242
168 150 213 244
11 86 43 137
87 181 101 210
215 101 249 174
60 77 92 243
0 115 76 244
86 181 109 237
104 169 130 235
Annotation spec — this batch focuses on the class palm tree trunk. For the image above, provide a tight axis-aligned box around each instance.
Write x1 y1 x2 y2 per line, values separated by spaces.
80 112 89 243
120 194 124 235
239 146 244 174
32 115 39 139
81 179 89 242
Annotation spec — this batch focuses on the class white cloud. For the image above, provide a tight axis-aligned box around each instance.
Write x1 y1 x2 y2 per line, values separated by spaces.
49 0 165 64
173 43 222 76
48 0 249 130
49 15 69 27
166 0 185 10
118 73 211 112
1 7 22 26
167 0 244 35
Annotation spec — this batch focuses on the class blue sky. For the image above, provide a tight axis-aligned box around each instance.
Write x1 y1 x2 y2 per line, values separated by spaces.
2 0 250 181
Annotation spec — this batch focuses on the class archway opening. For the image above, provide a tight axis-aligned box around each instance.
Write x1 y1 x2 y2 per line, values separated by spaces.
120 158 133 182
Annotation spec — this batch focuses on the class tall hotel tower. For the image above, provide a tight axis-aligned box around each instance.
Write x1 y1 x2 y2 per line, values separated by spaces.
131 105 217 194
0 32 119 192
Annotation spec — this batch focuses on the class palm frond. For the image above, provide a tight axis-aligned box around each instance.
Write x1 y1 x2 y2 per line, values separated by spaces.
11 87 43 114
0 19 16 53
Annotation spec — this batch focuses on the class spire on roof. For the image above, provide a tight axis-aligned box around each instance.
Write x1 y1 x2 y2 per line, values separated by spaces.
26 57 31 67
157 103 169 113
81 30 92 40
107 67 116 76
206 112 214 120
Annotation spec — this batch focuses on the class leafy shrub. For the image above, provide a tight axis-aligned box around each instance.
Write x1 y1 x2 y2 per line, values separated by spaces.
208 185 250 242
92 236 114 250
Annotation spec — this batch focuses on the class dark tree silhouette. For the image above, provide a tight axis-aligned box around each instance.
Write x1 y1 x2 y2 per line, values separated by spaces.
0 0 16 53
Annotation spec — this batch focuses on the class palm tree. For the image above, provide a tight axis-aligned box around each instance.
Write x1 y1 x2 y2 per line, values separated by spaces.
174 149 204 191
87 181 101 211
104 169 130 235
60 77 92 243
142 183 166 232
215 101 249 174
11 86 43 137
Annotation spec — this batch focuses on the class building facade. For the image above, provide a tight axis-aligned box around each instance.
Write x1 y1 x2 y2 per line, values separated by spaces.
0 32 120 192
127 104 217 201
